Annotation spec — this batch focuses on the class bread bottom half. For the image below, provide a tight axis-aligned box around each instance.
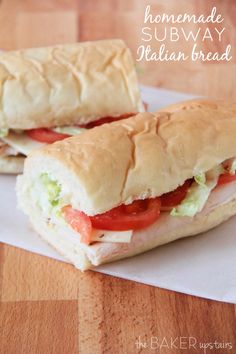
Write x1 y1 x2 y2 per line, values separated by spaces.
0 156 24 174
28 197 236 271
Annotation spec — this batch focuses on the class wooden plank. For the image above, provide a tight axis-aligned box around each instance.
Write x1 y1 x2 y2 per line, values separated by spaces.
0 246 78 301
0 299 78 354
1 0 78 11
1 246 236 353
77 271 236 353
15 11 78 49
0 8 17 50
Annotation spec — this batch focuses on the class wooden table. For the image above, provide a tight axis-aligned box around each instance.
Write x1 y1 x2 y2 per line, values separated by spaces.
1 1 236 353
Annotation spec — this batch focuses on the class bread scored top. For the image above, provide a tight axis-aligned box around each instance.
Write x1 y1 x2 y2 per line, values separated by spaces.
21 100 236 216
0 39 143 130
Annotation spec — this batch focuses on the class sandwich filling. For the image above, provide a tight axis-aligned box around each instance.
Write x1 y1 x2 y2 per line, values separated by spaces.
0 113 135 160
29 158 236 246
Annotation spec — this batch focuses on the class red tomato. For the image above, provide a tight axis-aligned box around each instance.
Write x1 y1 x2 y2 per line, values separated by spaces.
123 199 149 214
26 128 71 143
26 112 137 143
161 180 191 210
217 173 236 186
62 199 161 242
78 113 135 129
90 198 161 231
62 205 92 245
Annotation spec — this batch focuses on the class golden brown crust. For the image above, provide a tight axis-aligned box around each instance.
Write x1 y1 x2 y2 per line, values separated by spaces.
22 99 236 215
158 98 236 114
0 40 143 129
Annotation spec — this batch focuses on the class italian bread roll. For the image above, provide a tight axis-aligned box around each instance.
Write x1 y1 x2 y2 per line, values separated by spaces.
17 100 236 270
0 39 143 173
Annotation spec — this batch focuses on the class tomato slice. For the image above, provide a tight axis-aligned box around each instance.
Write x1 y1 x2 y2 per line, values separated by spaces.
217 173 236 186
90 198 161 231
26 128 71 143
123 199 149 214
62 205 92 245
62 199 161 243
161 180 191 210
78 113 135 129
26 112 138 143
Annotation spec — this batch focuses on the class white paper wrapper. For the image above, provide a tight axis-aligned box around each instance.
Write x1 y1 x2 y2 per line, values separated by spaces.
1 86 236 304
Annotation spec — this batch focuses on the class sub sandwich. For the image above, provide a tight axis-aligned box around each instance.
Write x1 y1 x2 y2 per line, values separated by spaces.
0 39 143 173
17 99 236 270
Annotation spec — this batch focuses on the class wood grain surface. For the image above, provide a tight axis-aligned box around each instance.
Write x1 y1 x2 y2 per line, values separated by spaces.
0 1 236 353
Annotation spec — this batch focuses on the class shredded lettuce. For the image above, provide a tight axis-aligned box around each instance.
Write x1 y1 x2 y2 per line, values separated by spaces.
194 173 206 186
40 173 61 207
229 162 236 175
171 165 223 217
52 126 85 136
224 158 236 175
0 128 9 138
170 183 212 217
35 173 69 225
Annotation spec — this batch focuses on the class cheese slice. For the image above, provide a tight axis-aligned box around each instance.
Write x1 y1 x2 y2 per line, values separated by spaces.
2 131 45 156
2 126 86 156
49 209 133 244
52 126 85 135
91 229 133 243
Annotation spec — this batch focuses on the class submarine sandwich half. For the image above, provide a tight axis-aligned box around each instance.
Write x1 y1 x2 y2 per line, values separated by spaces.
17 99 236 270
0 39 143 173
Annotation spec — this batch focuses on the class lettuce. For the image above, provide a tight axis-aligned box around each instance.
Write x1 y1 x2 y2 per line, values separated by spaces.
224 158 236 175
40 173 61 207
171 166 223 217
194 173 206 186
229 161 236 175
0 128 9 138
170 183 212 217
52 126 85 136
